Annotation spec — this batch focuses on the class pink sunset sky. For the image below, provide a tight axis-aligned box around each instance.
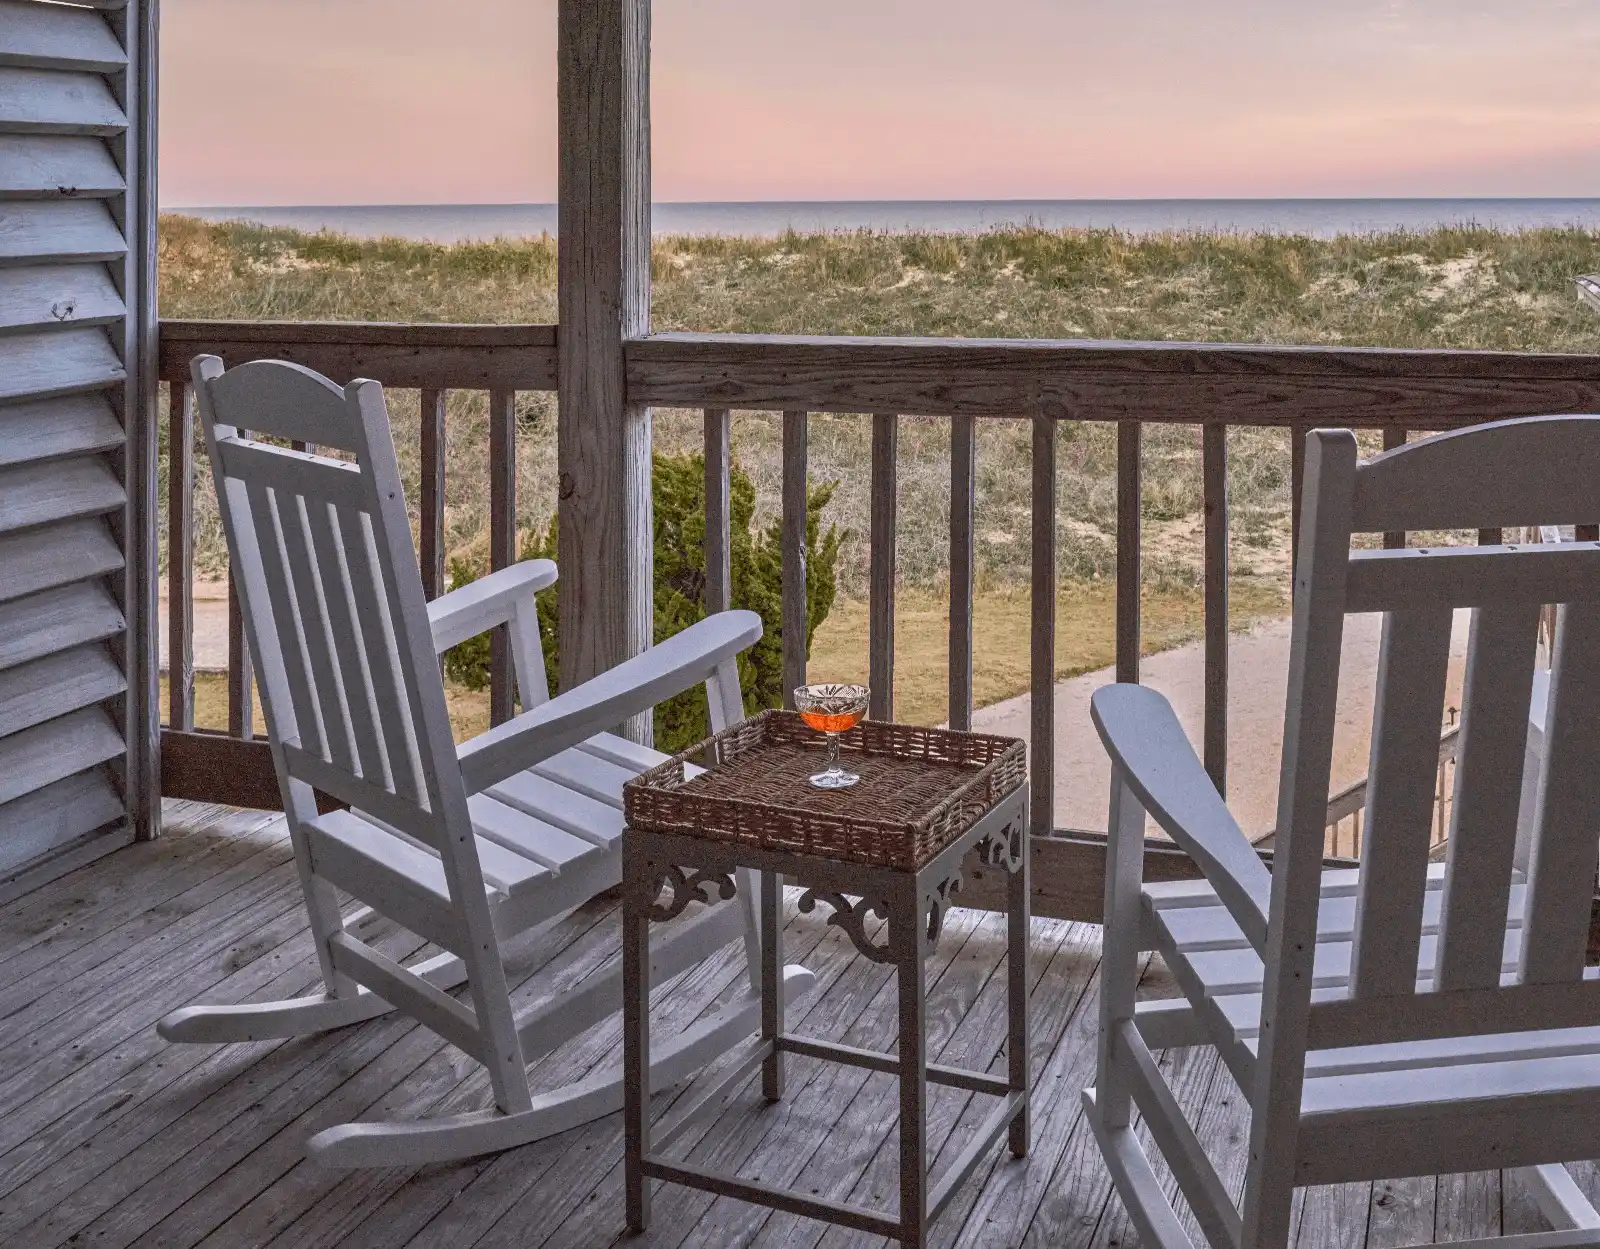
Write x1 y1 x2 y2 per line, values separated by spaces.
161 0 1600 206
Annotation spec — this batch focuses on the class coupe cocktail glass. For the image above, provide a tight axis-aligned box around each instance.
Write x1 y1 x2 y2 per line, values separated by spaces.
793 683 870 789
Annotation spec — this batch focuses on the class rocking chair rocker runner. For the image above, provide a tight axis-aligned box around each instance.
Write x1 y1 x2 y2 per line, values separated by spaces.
158 356 814 1168
1089 415 1600 1248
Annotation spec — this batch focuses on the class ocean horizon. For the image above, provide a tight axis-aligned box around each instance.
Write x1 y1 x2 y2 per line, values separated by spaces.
170 198 1600 244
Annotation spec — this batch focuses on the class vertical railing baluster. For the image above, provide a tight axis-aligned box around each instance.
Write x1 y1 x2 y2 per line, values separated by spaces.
1382 427 1407 549
1115 419 1141 684
703 409 732 616
1289 420 1309 575
489 388 517 723
868 413 898 721
420 388 447 600
781 410 808 706
1202 421 1229 795
227 573 252 739
948 413 976 731
167 383 195 731
1031 415 1056 840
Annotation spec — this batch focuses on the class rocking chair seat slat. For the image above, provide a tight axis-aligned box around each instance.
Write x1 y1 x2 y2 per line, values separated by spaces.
465 792 606 876
530 748 635 809
485 767 624 847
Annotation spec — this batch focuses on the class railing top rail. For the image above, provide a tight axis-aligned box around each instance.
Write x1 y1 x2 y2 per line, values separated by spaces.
626 331 1600 425
157 320 560 390
155 319 1600 427
635 329 1600 371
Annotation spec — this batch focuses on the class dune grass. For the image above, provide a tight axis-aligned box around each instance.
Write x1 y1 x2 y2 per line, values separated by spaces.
157 215 1598 719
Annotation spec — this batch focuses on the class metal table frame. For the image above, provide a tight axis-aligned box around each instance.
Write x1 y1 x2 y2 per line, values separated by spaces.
623 783 1030 1248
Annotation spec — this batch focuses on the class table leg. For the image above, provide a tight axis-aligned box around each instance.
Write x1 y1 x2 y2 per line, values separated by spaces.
896 876 928 1249
623 866 651 1232
761 869 785 1101
1008 808 1032 1158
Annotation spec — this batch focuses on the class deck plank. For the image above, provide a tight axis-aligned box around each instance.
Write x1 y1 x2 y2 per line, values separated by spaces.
809 916 1084 1249
1296 1183 1373 1249
238 904 626 1249
674 908 999 1249
436 899 862 1249
1435 1172 1501 1244
0 912 418 1208
955 940 1137 1249
546 907 992 1249
0 831 293 1012
7 801 1586 1248
239 900 780 1249
0 802 267 960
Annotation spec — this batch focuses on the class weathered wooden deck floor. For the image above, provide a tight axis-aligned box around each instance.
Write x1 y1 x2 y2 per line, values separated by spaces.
0 801 1580 1248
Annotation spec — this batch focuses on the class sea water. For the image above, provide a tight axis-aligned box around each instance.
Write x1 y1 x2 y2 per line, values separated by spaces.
173 198 1600 244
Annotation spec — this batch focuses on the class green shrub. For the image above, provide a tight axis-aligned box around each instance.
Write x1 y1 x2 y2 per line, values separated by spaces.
444 451 842 753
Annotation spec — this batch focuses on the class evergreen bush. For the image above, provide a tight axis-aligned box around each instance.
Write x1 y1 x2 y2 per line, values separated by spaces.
444 451 842 753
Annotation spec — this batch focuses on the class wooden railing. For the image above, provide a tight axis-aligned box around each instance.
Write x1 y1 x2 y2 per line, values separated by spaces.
1322 725 1460 861
156 320 1600 919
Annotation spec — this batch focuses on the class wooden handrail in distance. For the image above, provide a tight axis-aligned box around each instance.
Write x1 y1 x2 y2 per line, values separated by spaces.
157 321 559 391
626 332 1600 425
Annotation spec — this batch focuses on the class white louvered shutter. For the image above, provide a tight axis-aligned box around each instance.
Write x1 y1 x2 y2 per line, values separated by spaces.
0 0 154 879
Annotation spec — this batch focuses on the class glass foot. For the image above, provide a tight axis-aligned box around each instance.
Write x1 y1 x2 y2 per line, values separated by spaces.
809 770 860 789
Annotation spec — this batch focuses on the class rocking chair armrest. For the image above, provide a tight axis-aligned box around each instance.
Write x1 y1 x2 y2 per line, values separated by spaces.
427 559 558 653
1091 683 1271 949
456 609 763 793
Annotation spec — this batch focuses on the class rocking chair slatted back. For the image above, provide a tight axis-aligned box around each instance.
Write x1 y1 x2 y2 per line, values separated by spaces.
1433 601 1543 991
1277 418 1600 1056
1347 605 1454 998
1520 602 1600 983
194 357 455 840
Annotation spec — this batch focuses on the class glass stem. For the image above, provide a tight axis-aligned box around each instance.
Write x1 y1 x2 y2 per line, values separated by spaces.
826 732 841 775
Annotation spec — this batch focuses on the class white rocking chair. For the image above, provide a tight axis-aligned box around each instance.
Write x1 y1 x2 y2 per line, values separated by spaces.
1088 416 1600 1248
159 356 814 1168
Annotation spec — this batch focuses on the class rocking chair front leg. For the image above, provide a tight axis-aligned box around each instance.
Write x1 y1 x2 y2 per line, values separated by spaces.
1097 770 1148 1133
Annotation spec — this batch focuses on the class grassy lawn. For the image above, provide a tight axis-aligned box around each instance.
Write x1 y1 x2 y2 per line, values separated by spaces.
166 576 1285 742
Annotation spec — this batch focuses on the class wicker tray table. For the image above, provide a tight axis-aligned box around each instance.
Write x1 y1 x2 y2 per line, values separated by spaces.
621 710 1030 1249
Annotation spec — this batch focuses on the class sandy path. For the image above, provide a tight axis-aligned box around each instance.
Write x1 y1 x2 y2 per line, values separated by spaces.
973 611 1473 837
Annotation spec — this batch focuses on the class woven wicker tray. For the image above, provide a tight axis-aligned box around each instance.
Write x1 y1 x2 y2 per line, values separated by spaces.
624 709 1026 870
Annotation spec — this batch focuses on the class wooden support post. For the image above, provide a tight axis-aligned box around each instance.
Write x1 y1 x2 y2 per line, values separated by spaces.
1116 420 1141 685
419 388 447 600
558 0 653 743
1032 416 1057 840
489 388 516 724
948 414 976 731
869 413 897 721
1202 422 1228 796
781 411 808 706
129 0 162 838
167 384 195 732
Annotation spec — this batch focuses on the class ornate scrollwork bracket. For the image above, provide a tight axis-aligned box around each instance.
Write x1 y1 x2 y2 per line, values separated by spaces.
976 820 1026 875
796 889 895 964
639 863 738 923
922 872 963 947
